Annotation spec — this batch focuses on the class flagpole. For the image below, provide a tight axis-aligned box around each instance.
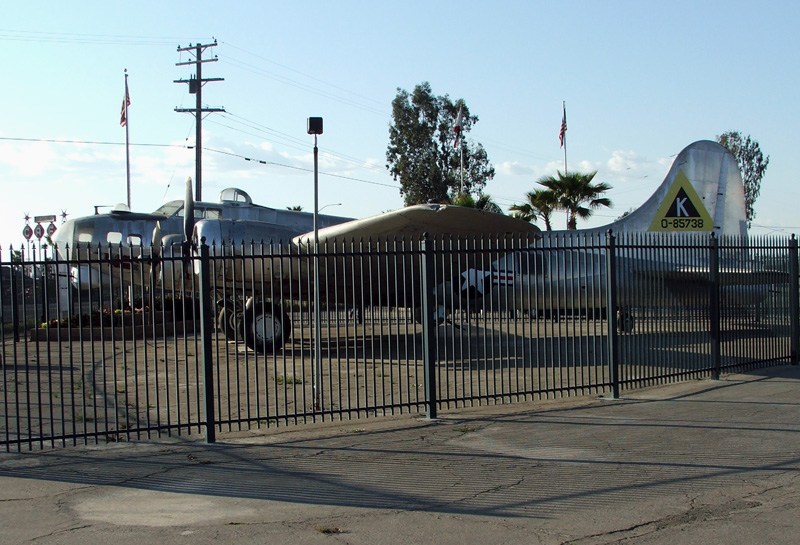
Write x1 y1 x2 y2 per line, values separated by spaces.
562 101 567 174
124 70 131 209
460 145 464 194
454 104 464 194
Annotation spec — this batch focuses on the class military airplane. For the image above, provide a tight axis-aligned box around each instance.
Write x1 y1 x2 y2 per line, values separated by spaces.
51 184 354 290
450 139 776 329
52 140 773 351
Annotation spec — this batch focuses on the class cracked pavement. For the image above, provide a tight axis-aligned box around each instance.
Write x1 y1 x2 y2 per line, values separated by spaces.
2 365 799 544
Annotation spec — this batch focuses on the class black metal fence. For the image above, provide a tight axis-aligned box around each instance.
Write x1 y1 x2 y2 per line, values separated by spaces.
1 232 797 450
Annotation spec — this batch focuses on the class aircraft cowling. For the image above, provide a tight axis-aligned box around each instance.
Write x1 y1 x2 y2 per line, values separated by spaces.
193 220 223 248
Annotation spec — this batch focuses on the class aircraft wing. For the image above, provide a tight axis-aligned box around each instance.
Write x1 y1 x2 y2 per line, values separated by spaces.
638 267 787 286
294 203 540 245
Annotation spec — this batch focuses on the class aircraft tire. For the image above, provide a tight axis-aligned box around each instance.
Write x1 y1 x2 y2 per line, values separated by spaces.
242 302 291 353
616 307 634 333
217 305 241 341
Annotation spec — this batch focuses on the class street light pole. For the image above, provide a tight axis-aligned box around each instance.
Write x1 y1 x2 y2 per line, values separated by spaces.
307 117 324 412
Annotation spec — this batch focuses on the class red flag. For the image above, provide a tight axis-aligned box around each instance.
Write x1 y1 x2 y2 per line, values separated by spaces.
559 103 567 148
120 81 130 127
453 106 463 148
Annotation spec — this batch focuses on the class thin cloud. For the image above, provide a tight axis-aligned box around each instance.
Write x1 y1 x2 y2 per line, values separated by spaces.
495 161 535 176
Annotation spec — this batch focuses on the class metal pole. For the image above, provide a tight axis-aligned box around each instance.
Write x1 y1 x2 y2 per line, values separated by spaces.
460 144 464 194
10 257 19 342
563 101 568 174
195 45 203 202
709 234 721 380
124 70 131 209
606 230 619 399
313 134 323 411
420 233 437 419
789 235 799 365
198 239 216 443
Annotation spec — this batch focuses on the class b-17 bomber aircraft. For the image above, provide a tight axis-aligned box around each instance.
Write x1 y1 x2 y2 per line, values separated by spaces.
53 140 776 352
52 185 354 290
452 139 774 330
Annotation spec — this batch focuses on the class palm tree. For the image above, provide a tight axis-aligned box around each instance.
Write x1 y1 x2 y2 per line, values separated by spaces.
449 192 504 214
509 189 558 231
537 171 612 230
286 205 304 211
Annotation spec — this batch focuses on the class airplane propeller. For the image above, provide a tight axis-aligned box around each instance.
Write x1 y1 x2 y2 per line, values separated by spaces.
184 176 195 243
181 177 197 281
151 220 162 286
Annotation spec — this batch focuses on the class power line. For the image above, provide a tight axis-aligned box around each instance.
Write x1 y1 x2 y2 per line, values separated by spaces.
0 136 179 147
0 136 398 189
211 112 388 175
220 41 388 115
0 28 192 46
204 147 398 189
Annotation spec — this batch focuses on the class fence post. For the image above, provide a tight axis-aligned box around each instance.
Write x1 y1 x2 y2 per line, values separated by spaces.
790 235 799 366
10 255 19 342
709 234 721 379
420 234 437 419
606 230 619 399
198 238 216 443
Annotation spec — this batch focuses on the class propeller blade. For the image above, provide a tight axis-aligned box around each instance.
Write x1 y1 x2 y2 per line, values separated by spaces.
151 221 162 285
184 176 195 242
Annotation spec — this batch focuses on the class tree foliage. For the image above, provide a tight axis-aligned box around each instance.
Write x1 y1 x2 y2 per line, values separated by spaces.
449 192 504 214
536 171 612 230
715 131 769 228
386 82 495 206
509 189 558 231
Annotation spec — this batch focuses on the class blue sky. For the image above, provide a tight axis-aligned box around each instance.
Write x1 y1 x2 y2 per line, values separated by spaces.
1 1 797 247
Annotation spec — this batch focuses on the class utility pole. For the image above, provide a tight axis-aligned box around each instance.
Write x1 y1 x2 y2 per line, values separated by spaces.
174 40 225 202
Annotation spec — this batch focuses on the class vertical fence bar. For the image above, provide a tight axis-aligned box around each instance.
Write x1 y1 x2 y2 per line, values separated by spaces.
709 234 721 380
790 235 799 366
606 231 619 399
420 234 437 419
198 240 216 443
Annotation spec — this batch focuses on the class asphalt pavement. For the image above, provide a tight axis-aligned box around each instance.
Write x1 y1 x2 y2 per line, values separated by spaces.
2 365 799 545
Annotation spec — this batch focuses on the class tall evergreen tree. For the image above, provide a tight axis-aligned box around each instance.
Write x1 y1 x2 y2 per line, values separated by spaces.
716 131 769 228
386 82 495 206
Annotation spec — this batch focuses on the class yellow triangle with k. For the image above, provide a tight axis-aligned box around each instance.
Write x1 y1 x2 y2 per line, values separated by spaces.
648 170 713 232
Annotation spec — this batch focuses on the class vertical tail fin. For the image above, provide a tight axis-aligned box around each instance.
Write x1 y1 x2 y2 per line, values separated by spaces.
608 140 747 237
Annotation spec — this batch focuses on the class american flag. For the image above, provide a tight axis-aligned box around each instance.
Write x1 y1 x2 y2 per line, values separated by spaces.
120 81 130 127
559 103 567 148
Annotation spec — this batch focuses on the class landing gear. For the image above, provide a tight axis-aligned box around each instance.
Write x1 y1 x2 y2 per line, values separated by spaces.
616 307 634 333
217 301 241 341
216 296 291 353
242 298 291 353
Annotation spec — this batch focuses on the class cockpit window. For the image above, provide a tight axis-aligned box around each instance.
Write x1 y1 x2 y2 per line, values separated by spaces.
153 201 222 220
153 201 183 216
176 206 222 220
